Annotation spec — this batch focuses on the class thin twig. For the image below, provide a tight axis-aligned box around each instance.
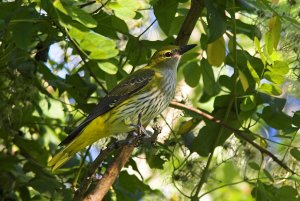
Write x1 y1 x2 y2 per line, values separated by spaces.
169 101 297 175
137 19 157 38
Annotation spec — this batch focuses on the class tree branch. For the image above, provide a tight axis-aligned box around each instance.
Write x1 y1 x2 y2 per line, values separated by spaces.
73 129 161 201
175 0 204 46
169 101 297 175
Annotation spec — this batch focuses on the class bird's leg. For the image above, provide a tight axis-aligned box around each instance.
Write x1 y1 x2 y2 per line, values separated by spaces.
137 113 147 135
128 113 147 136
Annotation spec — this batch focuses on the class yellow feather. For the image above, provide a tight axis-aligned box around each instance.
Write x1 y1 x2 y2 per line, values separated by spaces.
48 113 110 171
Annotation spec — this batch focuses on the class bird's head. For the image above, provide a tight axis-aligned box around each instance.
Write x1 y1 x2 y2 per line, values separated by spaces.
148 44 196 67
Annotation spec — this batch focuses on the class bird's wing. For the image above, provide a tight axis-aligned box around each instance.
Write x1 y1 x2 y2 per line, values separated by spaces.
59 68 155 146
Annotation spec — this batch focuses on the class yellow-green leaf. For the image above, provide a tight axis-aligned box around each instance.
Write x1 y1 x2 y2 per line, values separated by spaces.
207 36 226 67
97 62 118 75
264 31 274 56
68 26 118 60
53 0 97 28
247 61 260 83
269 16 281 49
239 70 249 92
259 83 282 96
108 0 139 20
254 37 265 65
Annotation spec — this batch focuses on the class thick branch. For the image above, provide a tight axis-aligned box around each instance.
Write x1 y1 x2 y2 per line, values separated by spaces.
84 145 135 201
175 0 204 46
169 101 296 175
73 130 160 201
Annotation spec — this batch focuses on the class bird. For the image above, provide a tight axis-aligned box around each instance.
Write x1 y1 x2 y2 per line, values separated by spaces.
48 44 196 171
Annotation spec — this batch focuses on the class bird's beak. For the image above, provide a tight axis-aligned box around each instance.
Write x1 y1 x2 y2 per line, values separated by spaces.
178 44 197 55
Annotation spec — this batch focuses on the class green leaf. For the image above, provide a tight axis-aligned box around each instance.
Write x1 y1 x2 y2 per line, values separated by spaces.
153 0 178 35
114 171 161 200
201 59 216 95
290 148 300 161
292 111 300 127
168 15 185 36
247 61 260 83
240 95 256 111
125 36 151 66
261 106 292 130
272 60 289 74
276 186 298 200
68 26 118 60
13 136 48 163
263 169 274 182
183 61 201 87
205 0 226 42
53 0 97 28
227 19 262 40
259 83 282 96
248 162 260 170
254 37 265 65
108 0 139 20
207 36 226 67
264 31 274 56
263 71 284 84
97 62 118 75
269 15 281 49
29 176 61 196
238 70 249 91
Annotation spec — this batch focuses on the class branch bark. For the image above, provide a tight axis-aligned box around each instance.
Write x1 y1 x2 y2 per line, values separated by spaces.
84 145 135 201
175 0 204 46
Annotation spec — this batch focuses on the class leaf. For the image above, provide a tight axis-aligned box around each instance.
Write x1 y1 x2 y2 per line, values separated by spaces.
272 60 289 74
168 15 185 36
292 111 300 127
227 19 262 40
261 106 292 130
153 0 178 35
201 59 216 95
68 26 118 60
259 83 282 96
276 186 298 200
290 148 300 161
247 61 260 83
177 118 201 135
13 136 48 163
240 95 256 111
248 162 260 170
108 0 139 20
207 36 226 67
205 0 226 42
53 0 97 28
263 71 284 84
125 36 151 66
269 16 281 49
254 37 265 65
183 61 201 87
238 70 249 91
97 62 118 75
264 31 274 56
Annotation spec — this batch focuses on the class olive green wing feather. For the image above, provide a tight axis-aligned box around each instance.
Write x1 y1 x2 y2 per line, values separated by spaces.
59 68 155 146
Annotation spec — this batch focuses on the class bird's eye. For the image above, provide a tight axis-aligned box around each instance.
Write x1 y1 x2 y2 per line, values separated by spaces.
164 52 173 57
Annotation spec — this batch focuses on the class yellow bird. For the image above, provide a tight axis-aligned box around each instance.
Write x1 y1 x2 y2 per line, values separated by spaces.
48 44 196 171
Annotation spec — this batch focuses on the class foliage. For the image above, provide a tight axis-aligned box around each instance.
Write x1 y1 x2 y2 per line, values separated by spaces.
0 0 300 200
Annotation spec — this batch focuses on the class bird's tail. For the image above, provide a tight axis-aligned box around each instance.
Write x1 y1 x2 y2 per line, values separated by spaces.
48 115 108 171
47 149 72 171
